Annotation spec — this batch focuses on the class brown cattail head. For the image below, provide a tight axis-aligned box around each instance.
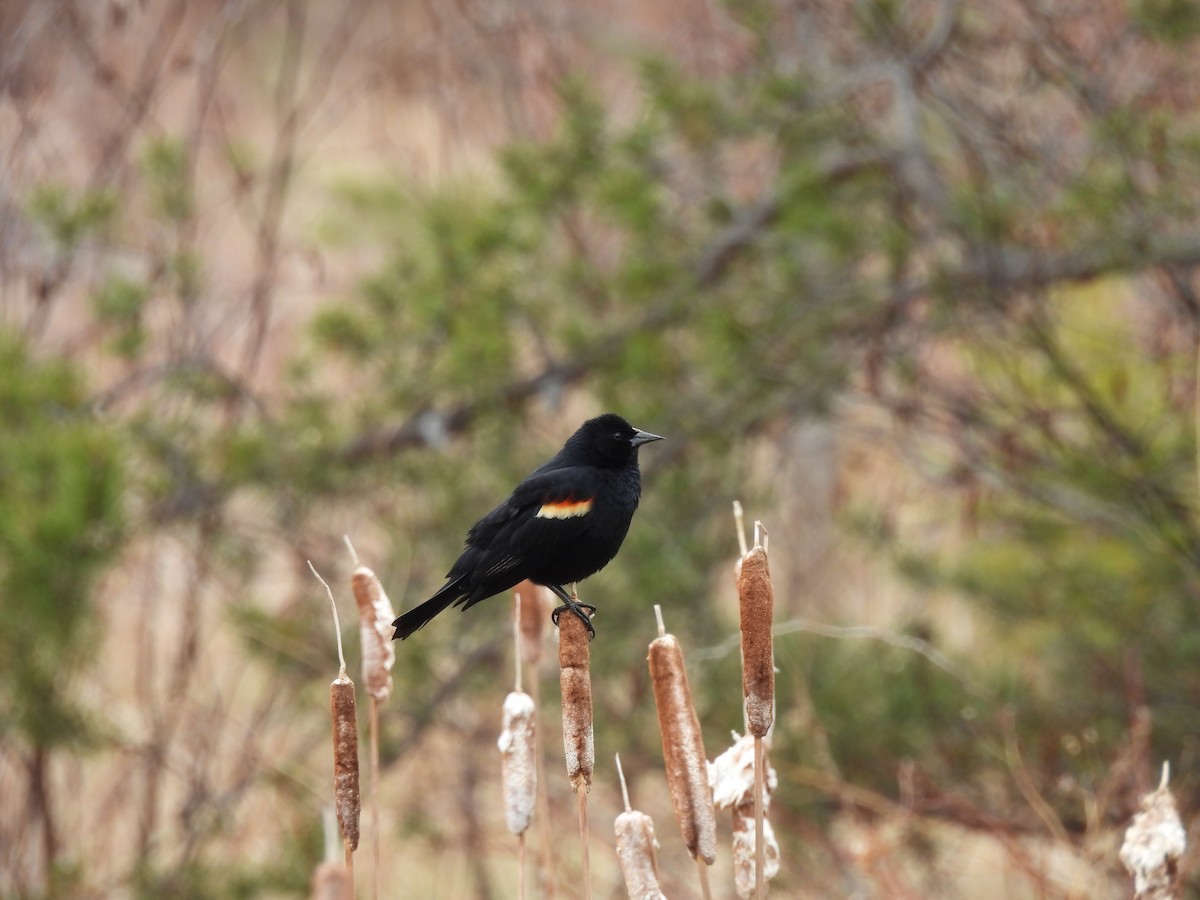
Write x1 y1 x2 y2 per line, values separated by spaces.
516 581 549 667
498 691 538 835
330 674 361 850
737 546 775 738
351 565 396 701
615 810 667 900
648 632 717 864
558 611 594 792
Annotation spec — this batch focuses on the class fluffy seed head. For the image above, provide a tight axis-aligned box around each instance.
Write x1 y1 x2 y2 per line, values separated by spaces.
615 809 667 900
1120 771 1186 899
498 691 538 835
711 732 780 897
351 566 396 701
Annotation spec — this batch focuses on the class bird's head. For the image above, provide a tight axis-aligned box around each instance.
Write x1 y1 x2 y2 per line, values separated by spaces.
566 413 664 468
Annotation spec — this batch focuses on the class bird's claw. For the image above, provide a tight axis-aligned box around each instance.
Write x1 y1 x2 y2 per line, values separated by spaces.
551 602 597 641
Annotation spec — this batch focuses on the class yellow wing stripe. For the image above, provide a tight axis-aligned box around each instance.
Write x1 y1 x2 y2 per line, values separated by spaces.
535 498 594 520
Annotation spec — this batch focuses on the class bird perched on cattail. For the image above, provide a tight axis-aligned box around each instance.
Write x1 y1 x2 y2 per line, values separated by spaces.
392 414 664 641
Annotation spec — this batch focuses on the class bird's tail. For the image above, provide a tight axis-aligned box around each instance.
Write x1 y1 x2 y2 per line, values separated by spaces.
392 578 466 640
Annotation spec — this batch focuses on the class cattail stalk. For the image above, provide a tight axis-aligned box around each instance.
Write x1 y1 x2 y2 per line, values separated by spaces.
516 583 556 899
736 516 775 899
648 605 716 898
558 605 594 899
613 754 667 900
500 595 538 900
310 561 361 891
346 536 395 900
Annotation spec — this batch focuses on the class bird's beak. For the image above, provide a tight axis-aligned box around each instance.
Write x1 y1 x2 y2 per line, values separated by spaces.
631 428 665 448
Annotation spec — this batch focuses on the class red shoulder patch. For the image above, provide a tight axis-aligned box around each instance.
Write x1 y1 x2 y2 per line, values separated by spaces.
535 497 594 520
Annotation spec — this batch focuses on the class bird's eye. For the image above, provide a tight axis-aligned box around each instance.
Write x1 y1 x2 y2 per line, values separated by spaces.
614 432 625 441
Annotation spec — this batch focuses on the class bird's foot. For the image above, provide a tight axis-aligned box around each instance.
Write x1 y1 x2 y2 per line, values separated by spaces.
551 600 597 641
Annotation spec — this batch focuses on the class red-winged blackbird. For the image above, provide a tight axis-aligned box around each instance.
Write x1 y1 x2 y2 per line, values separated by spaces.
392 413 663 641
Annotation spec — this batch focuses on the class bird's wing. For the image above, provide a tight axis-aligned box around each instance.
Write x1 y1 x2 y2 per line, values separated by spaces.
461 466 601 584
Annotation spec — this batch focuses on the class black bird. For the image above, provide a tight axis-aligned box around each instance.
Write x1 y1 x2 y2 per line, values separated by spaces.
392 413 663 641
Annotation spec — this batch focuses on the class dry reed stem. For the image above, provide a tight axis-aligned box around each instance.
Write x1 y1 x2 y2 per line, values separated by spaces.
578 791 592 900
696 858 713 900
517 581 549 668
753 739 765 900
309 561 346 676
733 500 748 558
648 606 717 866
518 834 527 900
368 696 381 900
1121 763 1186 900
330 675 361 852
614 754 667 900
711 733 780 898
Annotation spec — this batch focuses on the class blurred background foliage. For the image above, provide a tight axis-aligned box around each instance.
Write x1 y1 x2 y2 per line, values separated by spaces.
4 0 1200 897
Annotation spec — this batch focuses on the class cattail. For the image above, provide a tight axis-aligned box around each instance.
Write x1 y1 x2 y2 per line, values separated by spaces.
310 560 361 855
648 606 717 868
346 537 395 900
515 584 557 899
1121 763 1186 900
502 596 539 900
614 754 667 900
735 509 776 900
331 674 361 851
350 554 396 702
499 691 538 834
501 594 538 837
711 733 780 899
559 607 595 898
559 610 595 792
737 541 774 739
